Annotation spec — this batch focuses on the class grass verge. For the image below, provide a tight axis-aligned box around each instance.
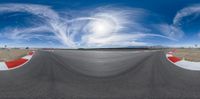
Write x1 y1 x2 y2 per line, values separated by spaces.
0 49 30 62
173 48 200 62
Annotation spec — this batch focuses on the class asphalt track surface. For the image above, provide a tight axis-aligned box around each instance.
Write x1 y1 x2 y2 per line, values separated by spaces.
0 50 200 99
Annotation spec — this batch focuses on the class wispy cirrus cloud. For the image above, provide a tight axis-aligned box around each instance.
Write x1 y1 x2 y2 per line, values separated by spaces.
173 4 200 26
0 3 75 47
156 24 184 39
65 7 176 47
173 4 200 39
0 3 178 48
1 26 55 40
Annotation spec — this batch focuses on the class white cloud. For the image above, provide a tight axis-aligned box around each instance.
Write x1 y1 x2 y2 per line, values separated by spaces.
156 24 184 39
0 3 59 23
172 4 200 40
0 3 76 47
66 7 174 47
1 26 54 40
0 4 177 48
173 4 200 26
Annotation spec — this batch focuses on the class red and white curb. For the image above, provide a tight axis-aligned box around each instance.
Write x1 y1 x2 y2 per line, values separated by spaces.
0 51 34 70
166 50 200 71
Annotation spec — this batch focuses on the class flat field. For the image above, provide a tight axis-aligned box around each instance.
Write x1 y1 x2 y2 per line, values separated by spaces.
173 48 200 62
0 49 30 62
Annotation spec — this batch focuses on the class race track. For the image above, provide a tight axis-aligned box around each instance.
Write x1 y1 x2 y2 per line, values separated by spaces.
0 50 200 99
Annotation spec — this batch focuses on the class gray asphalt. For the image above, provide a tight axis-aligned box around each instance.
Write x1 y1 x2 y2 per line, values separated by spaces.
0 50 200 99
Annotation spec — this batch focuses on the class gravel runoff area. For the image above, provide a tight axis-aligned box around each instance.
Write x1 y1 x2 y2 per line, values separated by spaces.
0 49 30 62
173 48 200 62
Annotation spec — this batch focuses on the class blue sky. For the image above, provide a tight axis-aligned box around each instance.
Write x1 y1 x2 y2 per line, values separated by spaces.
0 0 200 48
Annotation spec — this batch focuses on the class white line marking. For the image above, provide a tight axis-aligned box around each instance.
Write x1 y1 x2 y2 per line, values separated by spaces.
0 62 8 70
22 55 32 60
175 60 200 71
